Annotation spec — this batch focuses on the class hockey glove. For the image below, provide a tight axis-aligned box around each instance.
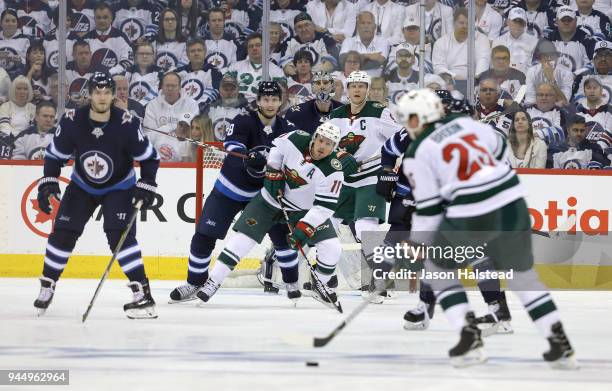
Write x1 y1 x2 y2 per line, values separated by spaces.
37 177 61 215
336 150 358 177
264 168 285 198
288 221 315 250
133 179 157 210
376 168 399 202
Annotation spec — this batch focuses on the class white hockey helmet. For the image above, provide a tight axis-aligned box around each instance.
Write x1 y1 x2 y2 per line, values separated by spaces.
313 121 341 150
395 88 445 137
346 70 371 88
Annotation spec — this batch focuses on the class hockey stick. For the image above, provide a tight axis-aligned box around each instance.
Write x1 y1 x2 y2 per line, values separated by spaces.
276 194 343 313
141 125 247 159
81 201 143 323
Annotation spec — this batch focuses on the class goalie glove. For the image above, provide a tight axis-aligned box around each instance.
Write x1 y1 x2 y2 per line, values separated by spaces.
133 179 157 209
288 221 315 249
37 177 61 215
264 167 285 198
376 168 399 202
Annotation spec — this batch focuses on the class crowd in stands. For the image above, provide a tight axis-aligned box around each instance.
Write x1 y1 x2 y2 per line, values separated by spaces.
0 0 610 169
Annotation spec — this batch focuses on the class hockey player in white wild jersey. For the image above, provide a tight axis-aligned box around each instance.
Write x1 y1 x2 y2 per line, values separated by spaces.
198 123 350 309
396 88 577 369
328 70 404 300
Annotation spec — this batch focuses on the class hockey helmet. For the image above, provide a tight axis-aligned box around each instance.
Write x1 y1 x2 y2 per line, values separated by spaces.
257 81 282 100
395 88 445 137
88 71 115 94
313 121 341 150
435 89 453 112
346 71 371 87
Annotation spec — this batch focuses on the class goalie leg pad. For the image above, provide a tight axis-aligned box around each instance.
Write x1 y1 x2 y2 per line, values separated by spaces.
106 230 146 282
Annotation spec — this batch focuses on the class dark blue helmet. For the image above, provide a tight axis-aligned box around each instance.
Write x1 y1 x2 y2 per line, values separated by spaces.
257 81 282 100
88 71 115 94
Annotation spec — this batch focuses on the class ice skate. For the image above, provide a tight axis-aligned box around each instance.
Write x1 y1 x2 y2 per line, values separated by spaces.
34 277 56 316
196 278 221 303
403 300 435 330
124 279 157 319
475 293 513 337
169 282 203 303
449 312 487 368
543 322 578 370
285 282 301 305
302 274 341 312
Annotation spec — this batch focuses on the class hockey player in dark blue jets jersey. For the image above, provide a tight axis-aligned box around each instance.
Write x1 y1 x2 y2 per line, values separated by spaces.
34 72 160 319
169 81 299 303
284 71 343 134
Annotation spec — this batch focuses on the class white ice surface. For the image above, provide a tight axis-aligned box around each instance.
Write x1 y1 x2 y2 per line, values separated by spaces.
1 278 611 391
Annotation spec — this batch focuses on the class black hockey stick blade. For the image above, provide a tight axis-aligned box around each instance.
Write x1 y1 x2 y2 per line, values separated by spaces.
314 320 347 348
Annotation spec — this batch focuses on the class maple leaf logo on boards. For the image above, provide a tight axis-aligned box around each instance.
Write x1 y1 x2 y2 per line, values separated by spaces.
283 167 307 189
30 197 60 225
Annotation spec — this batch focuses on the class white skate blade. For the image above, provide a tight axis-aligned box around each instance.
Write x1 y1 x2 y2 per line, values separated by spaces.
450 348 488 368
302 289 338 311
548 355 580 370
361 291 384 304
479 321 513 337
168 296 198 304
125 306 158 319
403 318 429 331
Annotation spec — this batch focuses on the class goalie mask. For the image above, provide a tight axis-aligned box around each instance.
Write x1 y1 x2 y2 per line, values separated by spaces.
312 71 334 103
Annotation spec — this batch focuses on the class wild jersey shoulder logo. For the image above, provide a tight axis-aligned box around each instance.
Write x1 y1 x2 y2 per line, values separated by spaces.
372 102 385 109
338 132 366 153
283 167 308 189
296 129 309 136
331 158 342 171
80 151 114 184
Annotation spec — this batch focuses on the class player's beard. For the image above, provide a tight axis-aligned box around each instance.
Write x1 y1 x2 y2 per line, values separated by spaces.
91 100 111 114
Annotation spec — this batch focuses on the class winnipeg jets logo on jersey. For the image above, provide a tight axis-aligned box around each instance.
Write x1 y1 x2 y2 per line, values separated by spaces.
206 52 229 69
156 52 179 71
91 127 104 139
72 13 92 34
80 151 114 184
213 117 232 141
129 81 153 102
69 78 90 99
158 144 179 161
92 48 118 69
120 19 145 42
182 79 205 100
47 50 59 69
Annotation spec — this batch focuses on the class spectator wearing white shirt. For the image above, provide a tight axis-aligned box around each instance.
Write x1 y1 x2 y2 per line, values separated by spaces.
432 7 491 82
339 11 389 77
143 71 200 155
0 76 36 137
525 41 574 106
403 0 454 45
475 0 503 41
363 0 405 46
306 0 357 44
507 110 547 168
492 7 538 74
